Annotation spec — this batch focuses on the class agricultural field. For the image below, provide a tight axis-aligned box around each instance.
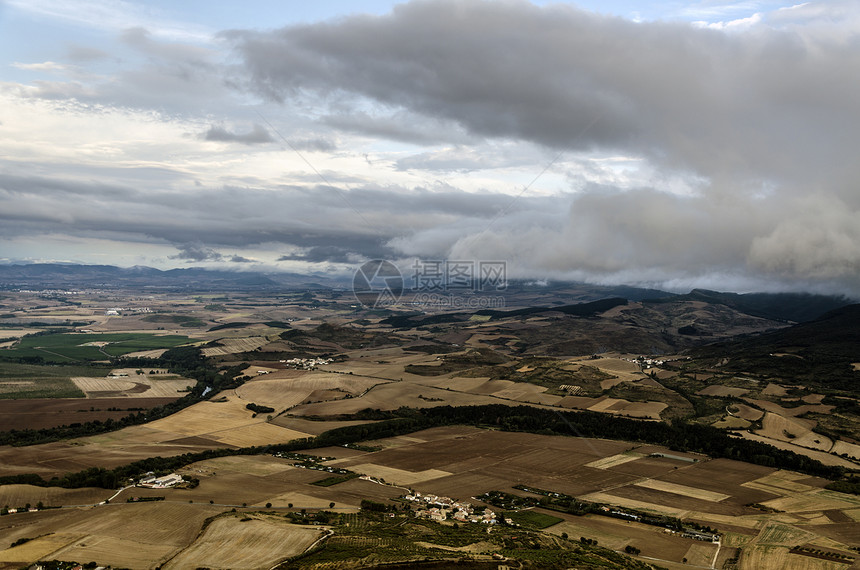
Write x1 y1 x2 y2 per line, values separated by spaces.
71 367 190 399
163 513 324 569
0 397 179 431
0 288 858 569
0 363 112 399
0 416 857 569
0 332 194 363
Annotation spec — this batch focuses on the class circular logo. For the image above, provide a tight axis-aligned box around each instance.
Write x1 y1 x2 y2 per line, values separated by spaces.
353 260 403 308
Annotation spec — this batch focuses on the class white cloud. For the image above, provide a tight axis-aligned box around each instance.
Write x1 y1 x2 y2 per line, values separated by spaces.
6 0 214 42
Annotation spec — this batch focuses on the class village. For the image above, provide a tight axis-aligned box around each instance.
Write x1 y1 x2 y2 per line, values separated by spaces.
402 492 507 525
279 357 334 370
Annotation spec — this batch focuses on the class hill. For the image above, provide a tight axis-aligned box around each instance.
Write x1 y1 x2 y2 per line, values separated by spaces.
690 304 860 390
646 289 850 323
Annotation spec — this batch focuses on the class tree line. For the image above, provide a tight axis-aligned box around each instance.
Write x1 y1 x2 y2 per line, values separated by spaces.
1 404 851 491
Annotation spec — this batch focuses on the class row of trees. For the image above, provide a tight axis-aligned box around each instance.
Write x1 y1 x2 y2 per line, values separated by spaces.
3 402 849 491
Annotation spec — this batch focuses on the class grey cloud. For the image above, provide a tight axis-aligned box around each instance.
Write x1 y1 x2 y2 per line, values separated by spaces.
217 0 860 296
323 111 474 146
0 172 510 259
229 254 255 263
229 1 860 188
203 124 273 144
170 242 224 262
66 44 110 63
278 246 365 264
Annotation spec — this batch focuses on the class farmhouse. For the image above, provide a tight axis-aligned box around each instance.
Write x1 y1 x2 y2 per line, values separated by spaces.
138 473 183 488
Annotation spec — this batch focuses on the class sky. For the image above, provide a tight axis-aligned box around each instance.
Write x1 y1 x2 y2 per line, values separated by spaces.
1 0 859 297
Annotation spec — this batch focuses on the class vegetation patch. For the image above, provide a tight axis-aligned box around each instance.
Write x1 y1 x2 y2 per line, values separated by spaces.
0 332 193 363
503 509 564 529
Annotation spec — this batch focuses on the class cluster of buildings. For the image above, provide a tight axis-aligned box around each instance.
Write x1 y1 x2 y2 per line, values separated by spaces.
623 356 665 369
137 473 183 488
104 306 152 316
280 357 333 370
403 492 505 525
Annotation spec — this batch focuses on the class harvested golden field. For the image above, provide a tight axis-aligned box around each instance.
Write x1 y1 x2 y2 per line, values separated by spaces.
163 514 323 570
578 491 688 516
72 371 189 398
0 533 82 565
729 403 765 421
346 463 452 486
761 489 860 513
585 397 666 419
740 544 846 570
757 412 834 452
584 453 642 470
545 512 696 563
144 396 311 445
831 440 860 460
733 431 857 469
762 383 789 396
756 521 817 545
457 378 562 404
681 542 718 568
201 336 271 356
634 479 731 502
0 484 107 509
236 371 384 407
33 502 226 569
744 470 821 495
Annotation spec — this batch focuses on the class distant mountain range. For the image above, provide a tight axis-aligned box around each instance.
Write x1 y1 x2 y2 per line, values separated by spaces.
0 263 343 291
0 263 851 323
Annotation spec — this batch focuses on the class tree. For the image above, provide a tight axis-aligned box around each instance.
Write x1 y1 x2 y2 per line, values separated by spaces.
266 502 272 509
329 502 336 509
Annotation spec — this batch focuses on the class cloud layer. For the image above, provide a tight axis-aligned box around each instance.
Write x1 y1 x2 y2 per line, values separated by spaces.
2 0 860 296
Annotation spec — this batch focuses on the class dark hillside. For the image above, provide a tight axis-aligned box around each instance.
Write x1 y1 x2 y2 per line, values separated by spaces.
690 304 860 390
647 289 849 323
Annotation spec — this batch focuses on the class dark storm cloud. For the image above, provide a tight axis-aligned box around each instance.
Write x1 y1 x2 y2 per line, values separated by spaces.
203 124 273 144
221 0 860 295
231 1 859 183
0 171 529 260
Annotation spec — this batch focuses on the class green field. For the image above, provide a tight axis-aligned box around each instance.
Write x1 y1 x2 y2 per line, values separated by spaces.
504 509 564 529
0 362 112 398
0 333 193 363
